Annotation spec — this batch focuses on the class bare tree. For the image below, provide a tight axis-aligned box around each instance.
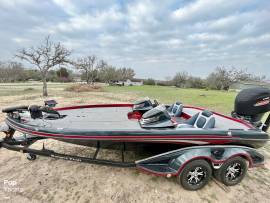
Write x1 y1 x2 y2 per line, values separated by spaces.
206 66 266 90
118 67 135 81
172 71 189 88
0 61 25 82
98 65 119 83
73 55 107 84
16 36 71 96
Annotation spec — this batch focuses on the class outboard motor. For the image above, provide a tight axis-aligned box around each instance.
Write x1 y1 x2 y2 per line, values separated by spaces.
232 87 270 131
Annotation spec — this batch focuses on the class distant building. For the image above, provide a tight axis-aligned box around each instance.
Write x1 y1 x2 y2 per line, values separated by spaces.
27 79 38 82
230 81 270 91
111 79 143 86
124 79 143 86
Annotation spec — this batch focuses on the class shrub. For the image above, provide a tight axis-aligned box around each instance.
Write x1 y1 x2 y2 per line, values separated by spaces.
65 84 103 92
143 78 155 85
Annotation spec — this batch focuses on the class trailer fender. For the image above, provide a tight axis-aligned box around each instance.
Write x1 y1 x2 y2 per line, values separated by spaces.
135 145 264 177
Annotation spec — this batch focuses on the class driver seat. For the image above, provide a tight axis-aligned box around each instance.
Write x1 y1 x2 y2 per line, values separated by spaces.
168 102 183 117
177 110 215 129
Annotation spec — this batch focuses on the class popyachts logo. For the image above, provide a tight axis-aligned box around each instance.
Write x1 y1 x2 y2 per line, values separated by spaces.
1 179 24 199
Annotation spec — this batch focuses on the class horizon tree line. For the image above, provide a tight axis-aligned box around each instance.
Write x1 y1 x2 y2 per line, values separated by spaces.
0 35 267 96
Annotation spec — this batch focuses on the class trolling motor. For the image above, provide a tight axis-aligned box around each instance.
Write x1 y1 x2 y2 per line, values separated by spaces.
232 87 270 131
2 100 61 120
29 100 60 119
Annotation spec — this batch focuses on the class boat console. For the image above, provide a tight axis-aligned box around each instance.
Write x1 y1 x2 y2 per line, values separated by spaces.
134 87 270 132
140 105 176 128
139 104 216 129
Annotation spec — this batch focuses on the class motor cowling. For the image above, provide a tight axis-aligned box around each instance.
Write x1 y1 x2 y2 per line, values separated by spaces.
232 87 270 124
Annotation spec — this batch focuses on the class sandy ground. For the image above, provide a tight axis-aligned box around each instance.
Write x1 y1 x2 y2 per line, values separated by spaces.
0 91 270 203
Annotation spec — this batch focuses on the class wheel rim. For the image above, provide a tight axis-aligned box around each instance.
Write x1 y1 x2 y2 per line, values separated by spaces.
225 162 242 182
186 166 207 186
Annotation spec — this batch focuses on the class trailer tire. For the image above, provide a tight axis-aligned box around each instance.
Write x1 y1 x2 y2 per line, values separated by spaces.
177 159 212 191
213 157 247 186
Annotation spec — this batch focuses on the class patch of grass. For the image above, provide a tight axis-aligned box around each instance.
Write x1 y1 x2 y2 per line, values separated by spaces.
105 85 236 114
65 84 103 92
23 95 39 100
24 87 35 91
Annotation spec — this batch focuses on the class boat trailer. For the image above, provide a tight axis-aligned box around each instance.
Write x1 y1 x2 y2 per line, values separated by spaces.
0 131 265 190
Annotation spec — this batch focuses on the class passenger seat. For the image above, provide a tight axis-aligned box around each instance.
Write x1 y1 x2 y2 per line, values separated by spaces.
177 110 215 129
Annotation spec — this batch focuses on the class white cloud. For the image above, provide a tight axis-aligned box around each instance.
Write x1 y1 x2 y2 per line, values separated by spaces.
207 15 239 30
193 9 269 36
238 34 270 45
127 1 158 31
52 0 78 16
62 40 85 50
157 38 184 49
171 0 253 22
97 34 116 47
55 6 123 32
12 37 30 44
0 0 34 8
188 33 227 41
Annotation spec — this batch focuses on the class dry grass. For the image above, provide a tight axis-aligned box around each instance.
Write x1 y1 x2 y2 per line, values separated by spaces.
65 84 103 92
24 87 35 91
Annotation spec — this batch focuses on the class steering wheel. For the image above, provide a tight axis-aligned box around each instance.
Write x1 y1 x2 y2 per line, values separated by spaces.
153 99 159 107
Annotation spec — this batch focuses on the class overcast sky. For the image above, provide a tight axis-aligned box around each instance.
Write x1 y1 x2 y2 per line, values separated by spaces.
0 0 269 79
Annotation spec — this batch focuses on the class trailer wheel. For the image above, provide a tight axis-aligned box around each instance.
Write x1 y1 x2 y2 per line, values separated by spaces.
177 159 212 191
213 157 247 186
26 153 37 161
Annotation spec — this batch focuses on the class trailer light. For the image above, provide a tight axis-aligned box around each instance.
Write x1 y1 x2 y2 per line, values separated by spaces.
166 174 172 178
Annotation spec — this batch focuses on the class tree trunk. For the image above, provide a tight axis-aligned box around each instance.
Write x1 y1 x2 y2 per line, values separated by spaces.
86 72 90 84
42 76 48 97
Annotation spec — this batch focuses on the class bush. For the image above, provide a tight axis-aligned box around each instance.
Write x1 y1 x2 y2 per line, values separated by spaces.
186 76 206 89
156 81 168 86
65 84 103 92
143 78 155 85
